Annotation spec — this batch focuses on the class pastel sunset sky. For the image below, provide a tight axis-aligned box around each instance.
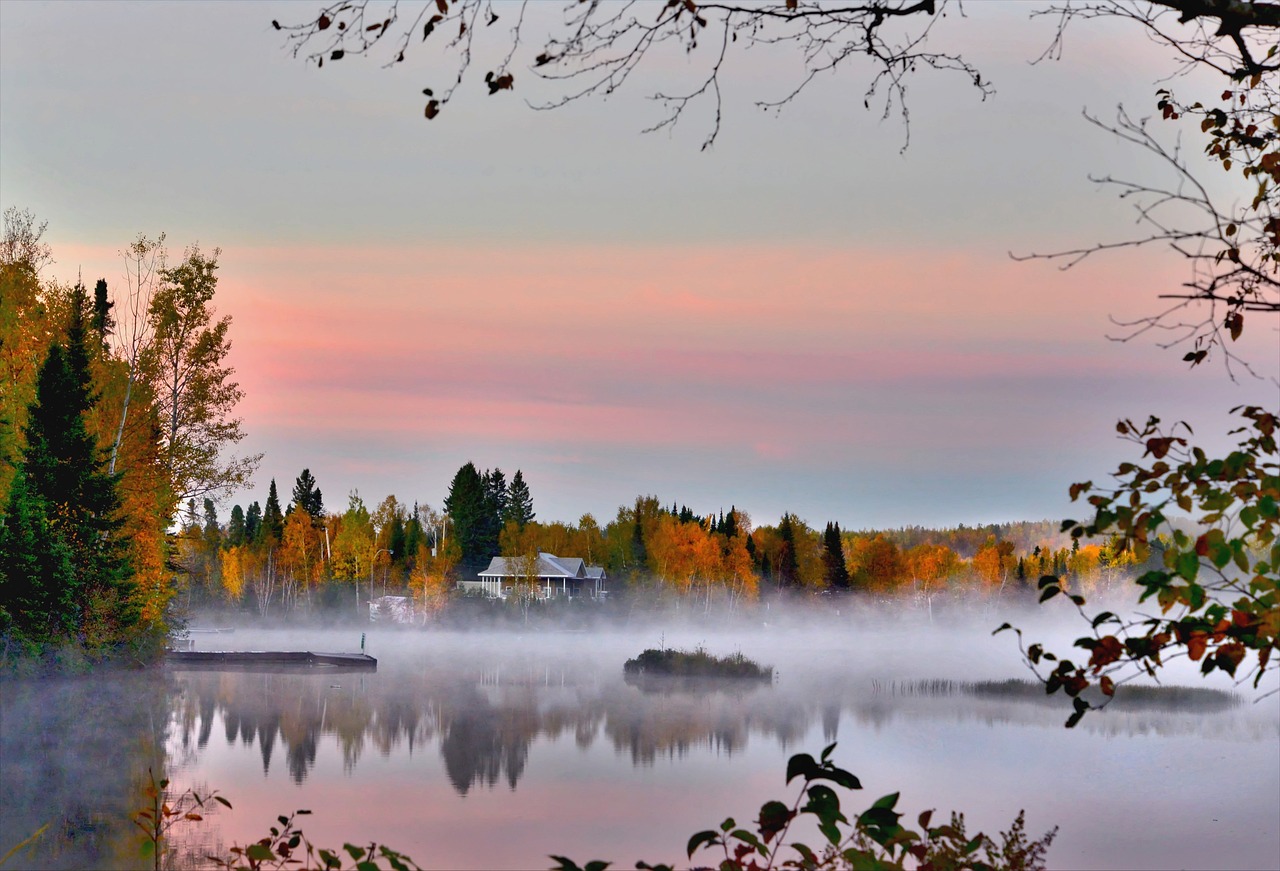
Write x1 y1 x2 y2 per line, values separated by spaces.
3 1 1276 529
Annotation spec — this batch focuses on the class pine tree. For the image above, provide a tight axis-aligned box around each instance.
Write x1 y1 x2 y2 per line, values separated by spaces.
0 284 134 644
227 504 246 547
822 521 850 589
262 479 284 543
444 461 493 566
91 277 114 340
244 501 262 543
776 514 800 588
506 469 535 528
291 468 324 518
631 496 648 568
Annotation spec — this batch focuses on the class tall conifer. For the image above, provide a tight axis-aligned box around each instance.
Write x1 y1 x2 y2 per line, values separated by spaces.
0 284 134 644
262 479 284 543
506 470 535 528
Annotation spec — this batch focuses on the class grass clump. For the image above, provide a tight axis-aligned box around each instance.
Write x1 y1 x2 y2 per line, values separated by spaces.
623 645 772 680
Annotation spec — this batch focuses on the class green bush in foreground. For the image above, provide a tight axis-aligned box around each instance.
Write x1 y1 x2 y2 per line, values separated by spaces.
623 645 773 680
554 742 1055 871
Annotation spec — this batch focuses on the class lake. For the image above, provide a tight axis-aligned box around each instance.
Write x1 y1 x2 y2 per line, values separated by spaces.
3 609 1278 870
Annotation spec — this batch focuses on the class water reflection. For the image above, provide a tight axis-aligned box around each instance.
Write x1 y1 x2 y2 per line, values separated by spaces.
166 643 1275 795
0 672 173 871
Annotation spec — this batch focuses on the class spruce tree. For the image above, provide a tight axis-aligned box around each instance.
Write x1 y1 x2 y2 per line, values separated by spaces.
0 284 134 644
291 468 324 518
244 501 262 543
631 497 647 568
506 469 535 528
444 461 490 566
822 521 850 589
91 277 114 339
227 504 246 547
262 479 284 543
776 514 800 588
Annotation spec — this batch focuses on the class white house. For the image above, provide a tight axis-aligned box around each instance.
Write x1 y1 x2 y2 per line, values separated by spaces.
470 552 607 600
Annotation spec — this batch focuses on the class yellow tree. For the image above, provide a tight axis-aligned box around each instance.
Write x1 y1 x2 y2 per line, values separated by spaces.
848 534 907 593
907 543 959 620
281 508 324 609
971 535 1016 591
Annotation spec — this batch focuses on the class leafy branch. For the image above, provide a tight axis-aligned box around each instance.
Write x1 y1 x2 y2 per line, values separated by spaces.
998 404 1279 727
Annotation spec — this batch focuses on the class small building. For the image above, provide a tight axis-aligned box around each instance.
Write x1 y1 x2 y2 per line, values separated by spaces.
368 595 416 624
471 552 607 600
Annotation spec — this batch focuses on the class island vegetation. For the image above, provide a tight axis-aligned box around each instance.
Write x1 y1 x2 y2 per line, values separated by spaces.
623 645 772 680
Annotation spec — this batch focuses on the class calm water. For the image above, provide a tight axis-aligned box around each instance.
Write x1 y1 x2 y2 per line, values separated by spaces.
4 616 1278 870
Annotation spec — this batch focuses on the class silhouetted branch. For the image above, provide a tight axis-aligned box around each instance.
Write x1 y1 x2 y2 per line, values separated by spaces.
1012 107 1279 380
272 0 988 146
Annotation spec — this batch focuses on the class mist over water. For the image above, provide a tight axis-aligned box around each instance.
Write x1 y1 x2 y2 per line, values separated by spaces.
4 603 1278 870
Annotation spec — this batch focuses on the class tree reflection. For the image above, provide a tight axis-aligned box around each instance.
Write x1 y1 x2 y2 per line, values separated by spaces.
166 653 1263 796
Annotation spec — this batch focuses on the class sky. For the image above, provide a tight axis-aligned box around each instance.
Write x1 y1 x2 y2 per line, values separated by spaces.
2 1 1277 531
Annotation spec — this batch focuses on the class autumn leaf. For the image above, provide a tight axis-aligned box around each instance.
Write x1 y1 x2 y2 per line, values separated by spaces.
1186 632 1208 661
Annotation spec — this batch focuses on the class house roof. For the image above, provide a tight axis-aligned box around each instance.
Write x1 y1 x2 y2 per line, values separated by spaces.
478 552 602 580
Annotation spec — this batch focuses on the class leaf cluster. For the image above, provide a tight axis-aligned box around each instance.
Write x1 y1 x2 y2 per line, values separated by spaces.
209 810 423 871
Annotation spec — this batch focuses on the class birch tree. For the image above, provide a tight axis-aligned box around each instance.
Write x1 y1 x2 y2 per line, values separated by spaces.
143 245 259 511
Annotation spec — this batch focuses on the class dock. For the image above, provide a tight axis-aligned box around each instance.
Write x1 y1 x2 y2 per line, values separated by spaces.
165 650 377 671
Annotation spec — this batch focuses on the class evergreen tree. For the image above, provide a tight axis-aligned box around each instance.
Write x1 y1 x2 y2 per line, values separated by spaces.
630 496 648 568
389 511 407 565
244 501 262 544
262 479 284 543
203 499 221 550
444 461 494 566
91 277 114 340
724 507 740 538
484 468 509 519
822 521 850 589
0 284 134 644
227 504 246 547
0 471 76 641
776 513 800 588
404 503 424 569
291 468 324 518
506 469 535 528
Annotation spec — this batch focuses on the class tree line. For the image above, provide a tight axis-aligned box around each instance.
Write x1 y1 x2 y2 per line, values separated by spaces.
179 460 1146 620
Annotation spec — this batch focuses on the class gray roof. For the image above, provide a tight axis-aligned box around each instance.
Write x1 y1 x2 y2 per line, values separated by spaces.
478 552 602 580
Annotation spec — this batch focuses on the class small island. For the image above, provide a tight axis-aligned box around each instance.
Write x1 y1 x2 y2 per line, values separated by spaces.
623 646 773 680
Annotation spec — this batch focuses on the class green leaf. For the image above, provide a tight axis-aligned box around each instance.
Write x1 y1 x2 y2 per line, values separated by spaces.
729 829 768 856
871 792 900 811
246 843 275 862
1176 551 1200 581
786 753 819 784
686 830 719 858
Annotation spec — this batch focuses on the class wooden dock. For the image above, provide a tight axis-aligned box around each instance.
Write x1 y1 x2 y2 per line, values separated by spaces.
166 650 377 671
